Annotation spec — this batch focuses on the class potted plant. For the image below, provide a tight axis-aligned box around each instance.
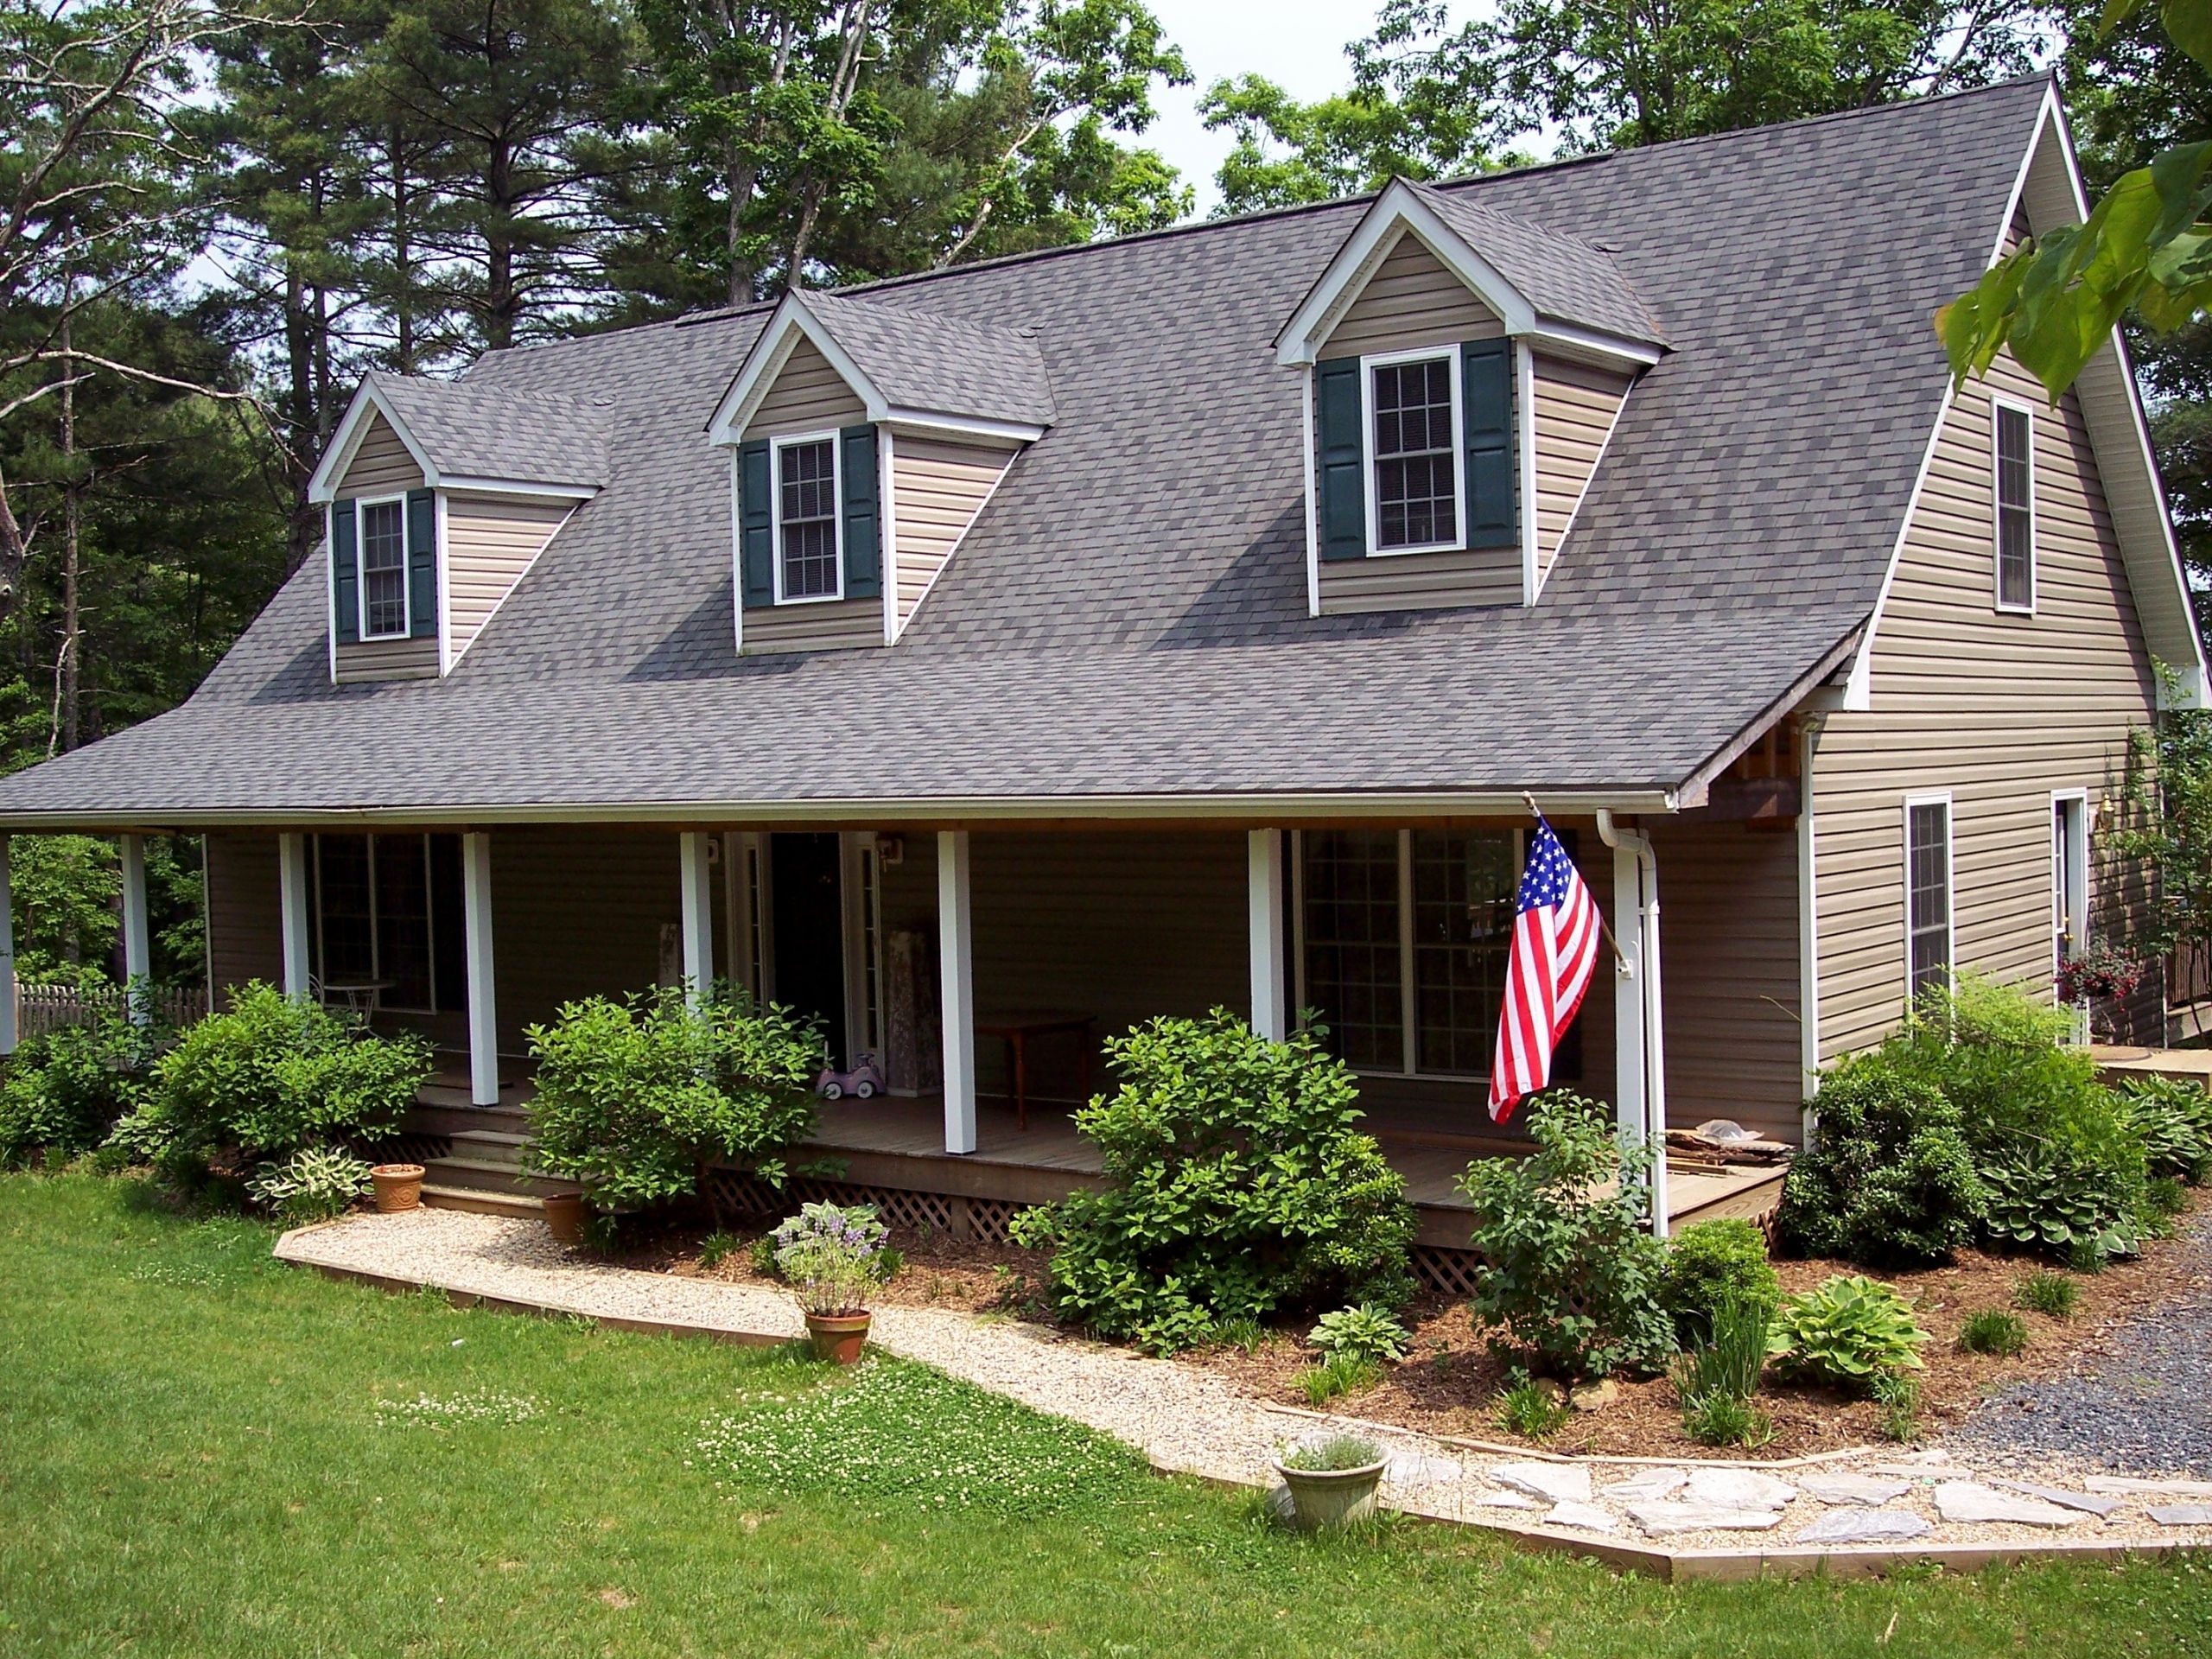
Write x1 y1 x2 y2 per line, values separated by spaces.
1274 1433 1389 1530
371 1161 425 1212
772 1200 889 1363
542 1191 588 1245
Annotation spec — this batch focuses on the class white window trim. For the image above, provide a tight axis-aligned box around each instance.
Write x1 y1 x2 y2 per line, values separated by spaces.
354 493 411 642
2051 787 2090 969
1360 345 1466 558
1902 791 1955 1003
1991 391 2037 615
770 429 844 606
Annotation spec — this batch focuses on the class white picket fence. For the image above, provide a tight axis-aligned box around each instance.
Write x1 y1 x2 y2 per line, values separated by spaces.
13 981 209 1039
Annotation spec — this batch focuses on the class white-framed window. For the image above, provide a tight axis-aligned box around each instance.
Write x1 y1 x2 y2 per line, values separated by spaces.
357 494 410 639
2052 791 2089 974
1993 395 2036 613
311 831 461 1014
772 431 842 603
1904 793 1954 1001
1363 347 1464 555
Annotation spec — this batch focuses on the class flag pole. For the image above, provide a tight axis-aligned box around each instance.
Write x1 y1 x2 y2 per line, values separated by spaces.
1522 792 1630 970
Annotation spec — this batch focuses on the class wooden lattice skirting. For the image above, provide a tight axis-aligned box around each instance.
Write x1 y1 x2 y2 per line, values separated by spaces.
703 1170 1027 1244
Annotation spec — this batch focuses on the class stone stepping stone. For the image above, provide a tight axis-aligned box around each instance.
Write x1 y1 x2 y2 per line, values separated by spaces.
2084 1476 2212 1498
1794 1508 1935 1545
1684 1467 1798 1509
1934 1481 2082 1529
1801 1473 1912 1507
1542 1501 1619 1534
2149 1505 2212 1527
1994 1480 2123 1516
1629 1500 1787 1536
1385 1452 1464 1488
1491 1461 1592 1506
1599 1468 1689 1502
1465 1491 1542 1510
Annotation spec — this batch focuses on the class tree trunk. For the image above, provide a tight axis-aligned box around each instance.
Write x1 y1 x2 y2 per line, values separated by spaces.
59 299 80 755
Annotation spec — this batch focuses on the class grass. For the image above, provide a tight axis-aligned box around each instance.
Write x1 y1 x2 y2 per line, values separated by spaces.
1956 1309 2030 1359
1493 1376 1572 1440
5 1173 2212 1659
1293 1350 1379 1407
2013 1270 2080 1320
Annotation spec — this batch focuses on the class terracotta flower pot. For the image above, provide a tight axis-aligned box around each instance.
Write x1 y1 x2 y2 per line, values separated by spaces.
804 1310 872 1365
370 1163 424 1213
1273 1455 1389 1530
542 1192 587 1245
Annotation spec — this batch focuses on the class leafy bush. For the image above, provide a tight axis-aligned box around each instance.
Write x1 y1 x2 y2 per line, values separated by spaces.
0 1005 165 1166
1455 1092 1675 1381
525 983 820 1225
110 983 429 1183
772 1201 890 1316
1658 1219 1781 1340
1006 1012 1415 1355
2115 1075 2212 1184
1493 1375 1571 1440
2012 1269 2079 1319
1310 1303 1412 1364
1956 1308 2028 1357
2146 1175 2189 1218
245 1146 373 1224
1977 1142 2145 1261
1280 1433 1382 1473
1768 1275 1928 1392
1295 1351 1381 1407
1775 1058 1986 1265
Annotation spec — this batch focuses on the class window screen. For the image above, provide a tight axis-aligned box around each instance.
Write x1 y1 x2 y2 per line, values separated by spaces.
778 438 839 599
359 499 407 638
1370 357 1458 550
1907 800 1952 999
1995 404 2033 609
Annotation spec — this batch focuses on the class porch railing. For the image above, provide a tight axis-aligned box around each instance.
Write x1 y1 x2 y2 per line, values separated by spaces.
12 980 210 1040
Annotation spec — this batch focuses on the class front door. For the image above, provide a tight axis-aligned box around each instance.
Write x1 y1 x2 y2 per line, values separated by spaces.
771 832 847 1064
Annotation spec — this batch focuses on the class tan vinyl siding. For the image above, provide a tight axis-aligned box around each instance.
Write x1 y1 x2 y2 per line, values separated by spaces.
744 339 866 440
1317 544 1522 614
1320 230 1505 358
1651 822 1805 1142
892 434 1017 632
1813 347 2158 1059
337 410 424 495
205 831 284 1005
488 825 679 1048
1532 354 1632 581
743 596 881 653
334 635 439 683
446 491 572 658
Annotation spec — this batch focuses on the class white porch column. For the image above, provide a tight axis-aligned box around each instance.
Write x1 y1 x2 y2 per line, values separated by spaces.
0 837 16 1055
461 831 500 1106
678 830 715 1005
1642 855 1670 1239
938 830 976 1154
1611 842 1646 1153
1247 829 1287 1041
277 831 312 998
1605 827 1668 1238
119 833 151 1024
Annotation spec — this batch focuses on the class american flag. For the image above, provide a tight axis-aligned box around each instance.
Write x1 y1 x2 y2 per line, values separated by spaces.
1490 817 1601 1122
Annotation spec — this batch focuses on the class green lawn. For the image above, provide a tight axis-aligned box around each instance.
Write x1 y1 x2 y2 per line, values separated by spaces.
2 1173 2208 1658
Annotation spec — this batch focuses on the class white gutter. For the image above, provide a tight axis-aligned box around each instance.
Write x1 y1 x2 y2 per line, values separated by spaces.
1595 809 1669 1237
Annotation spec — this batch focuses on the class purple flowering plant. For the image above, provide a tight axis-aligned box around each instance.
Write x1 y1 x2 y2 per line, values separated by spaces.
772 1200 890 1316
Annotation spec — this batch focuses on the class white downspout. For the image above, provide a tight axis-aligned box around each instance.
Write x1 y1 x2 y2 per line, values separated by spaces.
1596 811 1669 1237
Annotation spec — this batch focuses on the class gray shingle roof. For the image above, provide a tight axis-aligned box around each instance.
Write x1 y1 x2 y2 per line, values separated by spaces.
0 79 2051 825
799 290 1057 428
369 372 610 489
1407 181 1665 346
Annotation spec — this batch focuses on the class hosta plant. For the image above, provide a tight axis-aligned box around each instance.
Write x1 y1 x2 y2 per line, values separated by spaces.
1309 1303 1412 1364
1978 1146 2142 1263
2115 1075 2212 1185
1768 1275 1928 1392
246 1145 374 1223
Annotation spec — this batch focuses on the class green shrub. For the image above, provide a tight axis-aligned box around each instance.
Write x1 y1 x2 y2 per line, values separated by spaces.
1493 1375 1571 1440
245 1146 373 1224
2115 1075 2212 1184
1955 1307 2028 1357
1456 1093 1675 1381
1683 1391 1775 1448
1006 1012 1415 1355
1658 1219 1781 1339
1768 1274 1928 1392
0 1004 165 1166
1978 1143 2145 1262
1775 1057 1986 1265
2146 1174 2189 1217
1310 1303 1412 1364
1295 1351 1381 1407
110 983 428 1183
525 983 820 1226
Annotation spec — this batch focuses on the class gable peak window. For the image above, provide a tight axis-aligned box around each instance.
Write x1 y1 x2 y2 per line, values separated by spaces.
1993 398 2035 612
1370 353 1461 551
359 497 409 638
775 434 842 602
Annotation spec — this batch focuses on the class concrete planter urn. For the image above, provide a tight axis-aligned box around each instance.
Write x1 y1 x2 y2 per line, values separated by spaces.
1274 1439 1388 1530
370 1164 424 1213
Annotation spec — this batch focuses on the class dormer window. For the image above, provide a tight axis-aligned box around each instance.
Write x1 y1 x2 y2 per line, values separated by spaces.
775 435 843 602
359 497 410 638
1368 351 1463 552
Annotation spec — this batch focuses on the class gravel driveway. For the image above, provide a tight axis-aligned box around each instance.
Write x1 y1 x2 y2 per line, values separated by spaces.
1948 1205 2212 1478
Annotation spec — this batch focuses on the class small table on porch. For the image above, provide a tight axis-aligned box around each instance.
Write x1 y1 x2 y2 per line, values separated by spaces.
320 979 395 1020
974 1009 1095 1131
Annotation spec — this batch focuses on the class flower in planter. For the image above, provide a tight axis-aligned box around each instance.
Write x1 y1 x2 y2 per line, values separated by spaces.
772 1201 890 1317
2056 941 2145 1007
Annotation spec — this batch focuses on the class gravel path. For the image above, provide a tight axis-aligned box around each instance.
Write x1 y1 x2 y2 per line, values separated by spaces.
1948 1205 2212 1479
278 1210 2212 1559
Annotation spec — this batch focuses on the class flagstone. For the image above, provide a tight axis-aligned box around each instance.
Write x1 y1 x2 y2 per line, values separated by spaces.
1993 1480 2123 1516
1800 1473 1912 1506
1683 1467 1798 1510
1543 1502 1620 1534
1598 1469 1689 1502
1793 1508 1935 1545
1934 1481 2083 1529
2148 1505 2212 1527
2083 1476 2212 1497
1385 1453 1464 1488
1629 1500 1787 1536
1490 1462 1592 1505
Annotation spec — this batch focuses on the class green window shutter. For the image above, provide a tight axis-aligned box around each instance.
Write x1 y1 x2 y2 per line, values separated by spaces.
738 440 773 608
1315 357 1366 562
331 500 359 645
1463 338 1516 550
406 488 437 639
839 423 881 601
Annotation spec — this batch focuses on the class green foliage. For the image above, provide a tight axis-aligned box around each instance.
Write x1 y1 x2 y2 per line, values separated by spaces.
1956 1308 2030 1358
1492 1375 1571 1440
0 1007 163 1166
1672 1295 1771 1408
1279 1433 1382 1473
772 1201 891 1317
1657 1219 1781 1340
698 1230 741 1269
1777 1056 1986 1266
245 1146 373 1224
1212 1316 1267 1355
1872 1366 1924 1441
1769 1275 1929 1392
1682 1391 1776 1449
1309 1303 1413 1364
110 984 429 1182
524 983 820 1224
1455 1093 1675 1381
2116 1075 2212 1182
1295 1351 1382 1408
2147 1173 2190 1217
1007 1011 1415 1355
2014 1269 2082 1319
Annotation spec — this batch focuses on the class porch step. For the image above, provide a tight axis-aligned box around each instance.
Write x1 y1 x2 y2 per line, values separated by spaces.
449 1129 531 1166
420 1183 545 1219
406 1101 533 1139
416 1081 534 1113
419 1155 571 1199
